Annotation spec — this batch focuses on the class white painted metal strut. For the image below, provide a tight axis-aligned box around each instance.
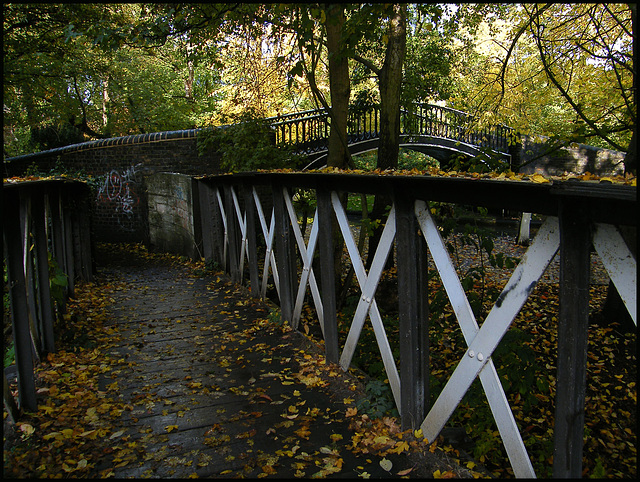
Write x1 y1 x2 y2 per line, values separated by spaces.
420 215 560 478
252 188 280 302
591 223 637 325
214 187 228 272
415 200 543 478
332 192 402 413
282 188 324 333
231 187 249 281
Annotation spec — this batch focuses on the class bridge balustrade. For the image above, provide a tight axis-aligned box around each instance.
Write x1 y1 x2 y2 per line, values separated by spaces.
267 103 517 160
3 179 93 420
196 171 636 478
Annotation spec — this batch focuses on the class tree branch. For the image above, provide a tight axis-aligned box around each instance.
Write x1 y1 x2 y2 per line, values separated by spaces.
352 54 381 76
530 5 627 152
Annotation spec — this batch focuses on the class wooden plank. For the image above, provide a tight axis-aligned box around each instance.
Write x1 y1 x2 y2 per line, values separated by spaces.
253 188 280 301
31 191 56 354
231 187 248 282
317 188 338 364
332 193 401 412
273 184 294 324
2 192 37 411
553 199 591 478
196 181 215 263
21 196 42 359
283 190 323 331
224 185 240 282
396 195 428 431
420 216 559 475
243 184 260 298
62 195 76 297
214 187 228 271
48 191 68 313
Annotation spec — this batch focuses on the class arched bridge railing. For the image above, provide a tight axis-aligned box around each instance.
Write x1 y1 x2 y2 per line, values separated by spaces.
267 103 516 160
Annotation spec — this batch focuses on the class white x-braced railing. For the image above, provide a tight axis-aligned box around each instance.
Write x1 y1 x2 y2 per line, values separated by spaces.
199 175 636 479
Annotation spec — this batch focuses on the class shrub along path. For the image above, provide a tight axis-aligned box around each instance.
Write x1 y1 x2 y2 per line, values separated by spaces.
89 243 478 478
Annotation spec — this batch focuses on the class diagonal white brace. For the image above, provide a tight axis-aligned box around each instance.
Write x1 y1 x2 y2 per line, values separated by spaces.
415 201 537 478
283 189 324 332
215 187 228 271
331 192 402 412
420 216 559 453
591 223 636 325
231 188 249 279
252 188 280 301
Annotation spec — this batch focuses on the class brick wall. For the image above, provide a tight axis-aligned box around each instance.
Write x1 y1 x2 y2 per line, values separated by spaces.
4 130 222 244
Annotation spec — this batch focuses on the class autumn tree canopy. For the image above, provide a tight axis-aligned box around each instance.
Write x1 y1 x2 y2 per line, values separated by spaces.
3 3 635 172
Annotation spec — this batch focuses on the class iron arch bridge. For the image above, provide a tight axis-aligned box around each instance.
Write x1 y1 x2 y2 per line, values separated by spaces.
267 103 517 170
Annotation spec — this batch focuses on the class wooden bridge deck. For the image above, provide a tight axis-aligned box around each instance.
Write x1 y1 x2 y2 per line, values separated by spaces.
94 244 474 479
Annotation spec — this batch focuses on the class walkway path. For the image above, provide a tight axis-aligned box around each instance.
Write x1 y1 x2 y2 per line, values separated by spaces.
94 244 476 479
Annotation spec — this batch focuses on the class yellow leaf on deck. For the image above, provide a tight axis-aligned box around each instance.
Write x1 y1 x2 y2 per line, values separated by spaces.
530 174 550 183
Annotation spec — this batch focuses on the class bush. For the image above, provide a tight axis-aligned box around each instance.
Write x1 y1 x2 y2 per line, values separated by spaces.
197 109 304 172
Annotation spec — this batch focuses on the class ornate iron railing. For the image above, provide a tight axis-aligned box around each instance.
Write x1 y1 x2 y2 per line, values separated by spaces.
267 103 517 157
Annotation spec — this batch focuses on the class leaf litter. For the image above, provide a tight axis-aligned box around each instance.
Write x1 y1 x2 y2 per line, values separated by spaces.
4 239 635 479
4 242 477 479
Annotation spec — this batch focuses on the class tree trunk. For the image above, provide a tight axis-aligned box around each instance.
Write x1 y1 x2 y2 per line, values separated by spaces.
323 4 352 292
367 4 406 268
377 4 406 171
102 77 109 127
325 3 351 169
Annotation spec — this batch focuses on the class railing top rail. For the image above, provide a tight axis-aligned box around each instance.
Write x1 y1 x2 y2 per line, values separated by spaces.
197 171 636 226
269 112 330 126
266 108 328 123
3 177 90 190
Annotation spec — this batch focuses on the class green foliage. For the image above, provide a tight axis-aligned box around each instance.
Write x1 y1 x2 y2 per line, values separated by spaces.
346 194 374 214
4 342 15 369
398 150 439 171
356 379 398 419
29 123 86 152
267 309 283 326
197 110 304 172
48 254 69 311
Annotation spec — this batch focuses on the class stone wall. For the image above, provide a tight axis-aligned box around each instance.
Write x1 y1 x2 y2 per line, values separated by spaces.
147 173 202 259
516 134 626 176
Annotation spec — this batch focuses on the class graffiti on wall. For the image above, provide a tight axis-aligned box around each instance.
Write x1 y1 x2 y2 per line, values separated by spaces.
96 164 142 215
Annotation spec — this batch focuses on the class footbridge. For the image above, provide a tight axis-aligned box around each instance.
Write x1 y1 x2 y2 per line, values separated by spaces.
267 103 517 169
